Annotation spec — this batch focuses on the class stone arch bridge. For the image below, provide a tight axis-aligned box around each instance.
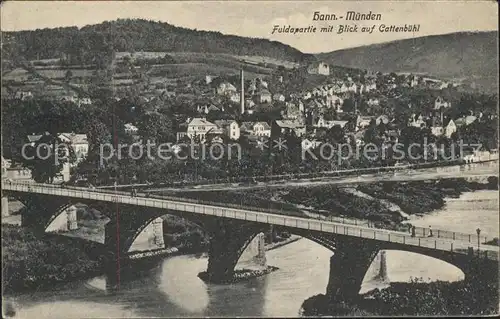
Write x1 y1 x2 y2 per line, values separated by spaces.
2 181 498 300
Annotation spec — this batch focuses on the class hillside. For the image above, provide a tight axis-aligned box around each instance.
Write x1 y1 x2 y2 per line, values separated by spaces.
2 19 313 64
316 31 498 92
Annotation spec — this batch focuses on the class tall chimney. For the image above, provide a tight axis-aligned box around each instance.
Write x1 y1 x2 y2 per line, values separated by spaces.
240 69 245 114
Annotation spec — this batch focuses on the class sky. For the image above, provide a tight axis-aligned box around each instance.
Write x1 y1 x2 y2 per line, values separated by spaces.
1 1 498 53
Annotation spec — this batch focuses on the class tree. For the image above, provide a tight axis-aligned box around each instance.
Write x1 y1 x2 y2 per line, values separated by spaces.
21 133 75 183
136 112 175 143
343 98 356 113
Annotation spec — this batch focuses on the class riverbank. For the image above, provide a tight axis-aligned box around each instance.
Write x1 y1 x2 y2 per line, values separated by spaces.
266 234 301 251
301 275 499 316
2 221 301 294
280 177 498 227
2 224 104 293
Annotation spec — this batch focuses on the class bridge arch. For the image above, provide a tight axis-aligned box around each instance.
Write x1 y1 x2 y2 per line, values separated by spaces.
123 210 210 255
360 249 466 289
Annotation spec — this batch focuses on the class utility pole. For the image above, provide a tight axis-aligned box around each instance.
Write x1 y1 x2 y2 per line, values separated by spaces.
476 228 481 255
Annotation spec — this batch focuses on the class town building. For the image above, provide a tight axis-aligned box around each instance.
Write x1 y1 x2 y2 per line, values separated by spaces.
253 90 272 104
376 115 390 126
307 61 330 76
2 157 32 182
176 118 218 142
240 121 272 137
356 115 375 131
124 123 139 135
455 115 477 128
58 133 89 163
434 96 452 110
275 120 306 137
214 120 240 140
445 119 457 138
216 82 237 96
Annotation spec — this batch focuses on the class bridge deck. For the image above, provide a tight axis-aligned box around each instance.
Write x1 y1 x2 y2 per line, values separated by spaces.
3 182 498 261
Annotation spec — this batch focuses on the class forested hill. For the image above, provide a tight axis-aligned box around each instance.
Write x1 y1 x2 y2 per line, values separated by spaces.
2 19 312 63
316 31 498 92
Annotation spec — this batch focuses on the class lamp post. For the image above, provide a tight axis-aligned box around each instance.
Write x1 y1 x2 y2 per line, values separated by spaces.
476 228 481 255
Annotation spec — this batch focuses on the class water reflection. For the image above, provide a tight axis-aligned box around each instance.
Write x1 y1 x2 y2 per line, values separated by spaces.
5 239 331 318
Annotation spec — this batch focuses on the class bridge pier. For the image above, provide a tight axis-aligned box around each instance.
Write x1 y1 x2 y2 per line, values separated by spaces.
204 219 264 283
1 196 9 216
326 236 380 301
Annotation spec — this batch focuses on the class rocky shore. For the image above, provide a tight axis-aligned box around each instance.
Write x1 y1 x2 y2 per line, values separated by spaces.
197 266 280 284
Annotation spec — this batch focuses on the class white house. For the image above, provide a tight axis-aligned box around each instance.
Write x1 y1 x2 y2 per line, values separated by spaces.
214 120 240 140
455 115 477 127
301 139 322 151
367 98 380 106
15 91 34 100
217 82 237 96
229 92 241 103
253 90 272 104
356 115 375 131
58 133 89 163
245 99 255 110
445 120 457 138
177 118 218 142
409 114 426 128
348 83 358 93
376 115 390 125
307 62 330 76
78 97 92 106
431 126 444 137
434 96 452 110
241 121 271 137
326 95 343 111
124 123 139 135
273 93 286 102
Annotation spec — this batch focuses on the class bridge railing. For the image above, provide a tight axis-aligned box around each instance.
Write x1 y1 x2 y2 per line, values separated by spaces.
3 181 498 260
3 181 493 246
314 214 490 244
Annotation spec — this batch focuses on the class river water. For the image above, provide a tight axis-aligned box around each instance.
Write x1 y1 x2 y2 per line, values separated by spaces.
4 190 498 318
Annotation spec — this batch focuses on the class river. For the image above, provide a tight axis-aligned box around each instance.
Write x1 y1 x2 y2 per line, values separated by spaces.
3 190 498 318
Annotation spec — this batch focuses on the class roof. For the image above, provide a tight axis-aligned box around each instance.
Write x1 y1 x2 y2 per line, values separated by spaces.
218 82 237 91
2 156 11 168
27 134 43 143
455 115 477 126
214 120 237 128
377 115 390 123
275 120 304 129
241 121 271 131
59 133 88 145
358 116 375 122
354 129 366 140
188 118 217 127
256 89 271 96
385 129 399 137
124 123 139 130
206 127 225 135
207 104 221 112
330 120 349 127
308 61 329 67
